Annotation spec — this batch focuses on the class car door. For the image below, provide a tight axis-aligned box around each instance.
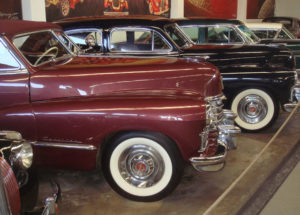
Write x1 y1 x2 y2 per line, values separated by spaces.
0 37 30 109
0 37 36 139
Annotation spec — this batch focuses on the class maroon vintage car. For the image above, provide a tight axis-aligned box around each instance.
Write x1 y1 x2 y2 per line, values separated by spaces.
0 19 240 201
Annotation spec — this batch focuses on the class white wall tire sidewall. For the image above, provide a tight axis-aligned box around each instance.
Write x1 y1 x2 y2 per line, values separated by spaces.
231 89 275 131
109 137 173 197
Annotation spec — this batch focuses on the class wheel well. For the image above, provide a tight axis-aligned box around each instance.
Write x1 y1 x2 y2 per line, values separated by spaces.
225 86 280 108
96 130 182 169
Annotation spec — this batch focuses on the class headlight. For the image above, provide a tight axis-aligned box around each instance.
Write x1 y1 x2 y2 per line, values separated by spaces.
10 142 33 169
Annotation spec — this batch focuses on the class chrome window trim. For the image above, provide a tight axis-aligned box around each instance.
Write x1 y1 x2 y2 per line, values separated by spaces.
13 29 73 67
250 28 280 39
0 37 28 75
108 27 174 54
280 27 295 39
32 141 97 151
54 31 82 55
179 24 247 45
65 28 104 45
164 23 194 48
249 27 295 40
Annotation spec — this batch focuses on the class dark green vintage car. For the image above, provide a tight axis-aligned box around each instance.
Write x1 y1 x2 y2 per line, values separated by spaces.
245 22 300 74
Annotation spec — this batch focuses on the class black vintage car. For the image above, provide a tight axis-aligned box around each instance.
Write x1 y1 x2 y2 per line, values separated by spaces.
57 16 299 132
176 18 300 96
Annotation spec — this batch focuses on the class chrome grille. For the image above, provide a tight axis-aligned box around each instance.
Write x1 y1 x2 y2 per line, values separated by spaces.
205 94 225 127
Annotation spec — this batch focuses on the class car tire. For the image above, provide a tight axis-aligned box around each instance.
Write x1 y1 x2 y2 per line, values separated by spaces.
231 88 279 132
102 131 183 201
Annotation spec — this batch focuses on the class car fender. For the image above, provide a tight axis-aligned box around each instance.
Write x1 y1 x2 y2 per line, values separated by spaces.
28 96 206 170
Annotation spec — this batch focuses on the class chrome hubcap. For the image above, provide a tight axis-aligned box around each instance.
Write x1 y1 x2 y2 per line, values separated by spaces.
118 145 164 188
237 94 268 124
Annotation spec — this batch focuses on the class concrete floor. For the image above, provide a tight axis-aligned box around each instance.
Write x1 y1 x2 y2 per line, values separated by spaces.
261 161 300 215
37 111 300 215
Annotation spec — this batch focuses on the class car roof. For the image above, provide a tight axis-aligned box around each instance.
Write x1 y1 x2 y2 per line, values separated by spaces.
56 15 175 29
263 16 299 22
0 19 62 41
175 18 244 26
245 22 283 29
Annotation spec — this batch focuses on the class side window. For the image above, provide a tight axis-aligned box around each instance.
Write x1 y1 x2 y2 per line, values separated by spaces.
252 30 268 39
182 26 243 44
181 26 199 43
66 30 102 53
207 26 243 43
278 30 290 39
267 30 277 39
110 29 171 52
0 40 20 71
154 32 171 50
55 31 79 54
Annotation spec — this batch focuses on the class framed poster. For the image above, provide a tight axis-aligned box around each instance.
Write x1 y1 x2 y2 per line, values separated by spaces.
46 0 170 22
247 0 275 19
184 0 237 19
0 0 22 20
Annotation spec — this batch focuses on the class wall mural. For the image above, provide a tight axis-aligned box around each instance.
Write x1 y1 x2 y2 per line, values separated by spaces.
0 0 22 20
247 0 275 19
184 0 237 19
45 0 170 22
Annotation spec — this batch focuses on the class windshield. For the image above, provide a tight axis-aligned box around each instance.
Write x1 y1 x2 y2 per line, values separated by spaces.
13 30 72 66
164 24 192 48
238 25 260 43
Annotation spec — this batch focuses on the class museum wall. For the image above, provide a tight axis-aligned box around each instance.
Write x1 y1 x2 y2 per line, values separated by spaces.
275 0 300 19
1 0 299 22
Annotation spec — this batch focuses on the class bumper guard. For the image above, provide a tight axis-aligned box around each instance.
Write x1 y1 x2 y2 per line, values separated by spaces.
284 81 300 112
190 110 241 172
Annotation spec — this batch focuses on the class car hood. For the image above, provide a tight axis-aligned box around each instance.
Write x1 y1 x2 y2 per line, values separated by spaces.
181 44 295 73
30 56 222 102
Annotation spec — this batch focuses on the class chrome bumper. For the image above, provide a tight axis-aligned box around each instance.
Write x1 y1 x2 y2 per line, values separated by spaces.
190 110 241 172
284 82 300 112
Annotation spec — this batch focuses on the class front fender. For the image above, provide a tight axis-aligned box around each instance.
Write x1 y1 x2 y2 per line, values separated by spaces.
222 71 296 106
31 96 206 169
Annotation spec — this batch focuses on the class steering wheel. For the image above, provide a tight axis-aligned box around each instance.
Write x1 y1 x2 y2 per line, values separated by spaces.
34 47 58 66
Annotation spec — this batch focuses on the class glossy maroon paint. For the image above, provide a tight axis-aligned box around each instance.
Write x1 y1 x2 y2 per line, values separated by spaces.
0 20 223 170
0 156 21 215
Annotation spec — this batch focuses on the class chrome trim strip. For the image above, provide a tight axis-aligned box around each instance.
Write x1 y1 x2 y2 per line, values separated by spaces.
0 69 28 76
32 142 97 151
222 71 296 75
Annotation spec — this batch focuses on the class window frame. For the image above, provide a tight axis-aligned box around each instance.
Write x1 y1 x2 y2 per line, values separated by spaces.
12 29 73 67
179 24 247 45
108 27 173 54
65 28 103 52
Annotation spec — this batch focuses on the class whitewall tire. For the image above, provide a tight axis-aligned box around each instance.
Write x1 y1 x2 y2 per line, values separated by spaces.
102 132 183 201
231 88 278 131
